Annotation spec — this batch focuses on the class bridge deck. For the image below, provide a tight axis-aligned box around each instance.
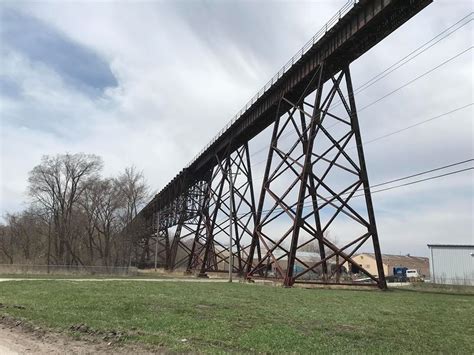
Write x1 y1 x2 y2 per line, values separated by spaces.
140 0 432 220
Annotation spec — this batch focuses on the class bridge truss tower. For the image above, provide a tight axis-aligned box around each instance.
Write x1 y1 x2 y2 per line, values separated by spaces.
128 0 433 290
246 64 386 288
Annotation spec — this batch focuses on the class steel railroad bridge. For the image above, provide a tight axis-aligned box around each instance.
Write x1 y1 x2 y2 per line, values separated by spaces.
128 0 432 288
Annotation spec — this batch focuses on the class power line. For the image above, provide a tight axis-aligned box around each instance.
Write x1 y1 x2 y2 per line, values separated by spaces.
350 103 473 149
331 14 473 109
247 14 473 159
358 46 473 112
364 167 473 197
249 46 472 167
355 14 472 93
236 159 473 217
300 161 472 212
370 159 473 189
186 22 474 221
250 103 472 170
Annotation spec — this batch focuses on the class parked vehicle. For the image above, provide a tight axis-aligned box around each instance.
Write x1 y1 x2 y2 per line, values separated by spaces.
406 269 420 278
388 267 423 282
392 267 408 282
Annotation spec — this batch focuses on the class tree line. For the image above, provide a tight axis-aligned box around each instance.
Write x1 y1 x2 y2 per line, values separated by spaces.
0 153 150 267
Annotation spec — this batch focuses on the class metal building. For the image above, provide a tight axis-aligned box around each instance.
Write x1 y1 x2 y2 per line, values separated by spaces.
427 245 474 285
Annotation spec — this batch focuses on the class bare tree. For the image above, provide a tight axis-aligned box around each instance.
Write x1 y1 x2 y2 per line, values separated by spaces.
299 240 319 253
115 166 150 266
3 156 154 268
0 222 14 264
94 178 122 266
116 166 149 225
5 214 28 261
78 177 102 265
299 230 335 254
0 210 48 264
28 153 103 265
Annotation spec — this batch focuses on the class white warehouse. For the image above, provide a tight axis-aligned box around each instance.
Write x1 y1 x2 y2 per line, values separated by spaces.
427 244 474 285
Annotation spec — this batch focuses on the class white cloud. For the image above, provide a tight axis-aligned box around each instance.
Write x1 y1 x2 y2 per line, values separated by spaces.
0 1 472 257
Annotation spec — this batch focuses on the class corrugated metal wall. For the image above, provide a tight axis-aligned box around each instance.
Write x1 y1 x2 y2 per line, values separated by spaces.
429 246 474 285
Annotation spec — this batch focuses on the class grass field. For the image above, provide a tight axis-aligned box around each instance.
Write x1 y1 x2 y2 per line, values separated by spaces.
0 280 473 353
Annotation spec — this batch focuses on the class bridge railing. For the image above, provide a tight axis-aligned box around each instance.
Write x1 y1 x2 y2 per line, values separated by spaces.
185 0 358 168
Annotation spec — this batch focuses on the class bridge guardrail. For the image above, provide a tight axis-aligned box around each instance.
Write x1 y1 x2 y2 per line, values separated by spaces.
185 0 358 168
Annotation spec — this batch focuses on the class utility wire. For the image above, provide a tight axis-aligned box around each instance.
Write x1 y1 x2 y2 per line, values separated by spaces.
249 46 473 164
331 14 473 109
355 14 472 92
250 103 472 170
186 165 472 256
358 46 473 112
247 15 472 160
349 103 473 149
187 161 472 225
362 167 473 197
234 159 473 217
175 18 474 221
370 159 473 189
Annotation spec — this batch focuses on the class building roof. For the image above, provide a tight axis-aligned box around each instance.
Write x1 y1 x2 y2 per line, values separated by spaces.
427 244 474 248
360 253 429 266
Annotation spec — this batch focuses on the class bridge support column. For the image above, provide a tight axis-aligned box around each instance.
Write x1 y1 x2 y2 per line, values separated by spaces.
194 143 258 276
226 143 259 275
168 181 207 270
186 176 213 274
152 212 170 270
246 64 387 289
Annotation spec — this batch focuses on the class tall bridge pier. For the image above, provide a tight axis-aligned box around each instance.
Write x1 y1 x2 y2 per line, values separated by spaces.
127 0 433 288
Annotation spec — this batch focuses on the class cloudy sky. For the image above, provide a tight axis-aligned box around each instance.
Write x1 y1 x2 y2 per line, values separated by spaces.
0 0 472 257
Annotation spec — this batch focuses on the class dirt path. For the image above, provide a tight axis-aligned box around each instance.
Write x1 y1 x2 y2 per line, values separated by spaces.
0 322 115 354
0 277 234 353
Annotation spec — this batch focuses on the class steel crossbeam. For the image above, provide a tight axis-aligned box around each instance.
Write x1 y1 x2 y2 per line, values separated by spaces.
126 0 433 289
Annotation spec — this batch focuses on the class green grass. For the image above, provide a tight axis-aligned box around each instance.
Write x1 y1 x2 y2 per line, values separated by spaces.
0 280 472 353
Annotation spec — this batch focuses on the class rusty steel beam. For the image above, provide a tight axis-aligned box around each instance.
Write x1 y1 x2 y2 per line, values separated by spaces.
188 144 258 276
135 0 432 223
126 0 433 287
246 63 386 288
